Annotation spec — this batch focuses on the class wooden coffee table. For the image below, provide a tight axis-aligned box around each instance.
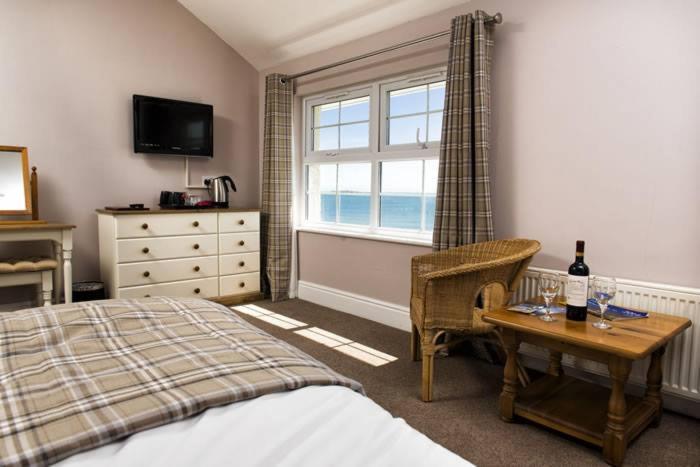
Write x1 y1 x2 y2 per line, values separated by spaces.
482 306 691 466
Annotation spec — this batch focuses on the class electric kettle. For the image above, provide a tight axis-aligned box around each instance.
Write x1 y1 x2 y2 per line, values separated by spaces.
204 175 237 207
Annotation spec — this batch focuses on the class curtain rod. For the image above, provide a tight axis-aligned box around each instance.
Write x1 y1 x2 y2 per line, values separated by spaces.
281 12 502 84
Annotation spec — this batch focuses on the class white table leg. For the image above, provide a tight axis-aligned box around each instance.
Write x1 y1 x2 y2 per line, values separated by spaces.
62 229 73 304
53 242 62 303
41 270 53 306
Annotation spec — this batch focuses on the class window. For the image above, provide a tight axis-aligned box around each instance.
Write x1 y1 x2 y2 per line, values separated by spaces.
302 69 445 242
307 90 371 156
380 159 437 231
306 163 372 226
385 81 445 148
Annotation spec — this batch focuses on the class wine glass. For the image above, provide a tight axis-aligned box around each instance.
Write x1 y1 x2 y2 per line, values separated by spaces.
592 276 617 330
538 272 560 322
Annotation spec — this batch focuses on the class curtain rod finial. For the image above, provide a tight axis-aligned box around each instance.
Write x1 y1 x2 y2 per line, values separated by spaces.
492 12 503 24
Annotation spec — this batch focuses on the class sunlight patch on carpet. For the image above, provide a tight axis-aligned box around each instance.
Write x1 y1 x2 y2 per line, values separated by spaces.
231 305 307 329
294 327 398 367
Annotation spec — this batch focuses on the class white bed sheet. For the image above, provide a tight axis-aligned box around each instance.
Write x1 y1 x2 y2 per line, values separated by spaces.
57 385 471 467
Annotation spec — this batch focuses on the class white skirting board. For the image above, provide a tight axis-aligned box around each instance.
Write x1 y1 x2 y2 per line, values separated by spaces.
297 281 411 331
297 271 699 417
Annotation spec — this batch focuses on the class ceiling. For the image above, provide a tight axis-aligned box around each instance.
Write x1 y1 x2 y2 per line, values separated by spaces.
178 0 467 70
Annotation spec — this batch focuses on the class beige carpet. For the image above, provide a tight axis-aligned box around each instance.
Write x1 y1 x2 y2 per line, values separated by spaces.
238 299 700 466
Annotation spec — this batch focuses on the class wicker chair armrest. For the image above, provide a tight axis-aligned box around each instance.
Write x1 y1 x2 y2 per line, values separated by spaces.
419 255 519 282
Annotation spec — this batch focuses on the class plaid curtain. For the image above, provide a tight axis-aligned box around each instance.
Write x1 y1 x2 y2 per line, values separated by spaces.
432 12 495 250
261 74 293 301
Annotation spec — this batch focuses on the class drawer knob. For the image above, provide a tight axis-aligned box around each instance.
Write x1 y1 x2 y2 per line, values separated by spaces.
238 240 245 246
239 282 245 288
142 247 150 254
238 219 245 225
194 288 201 294
194 266 201 272
193 221 200 227
143 271 150 278
238 261 245 267
193 243 200 250
141 223 148 230
144 294 151 298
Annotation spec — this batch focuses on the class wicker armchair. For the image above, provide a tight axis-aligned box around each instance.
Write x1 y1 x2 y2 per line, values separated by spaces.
410 238 541 402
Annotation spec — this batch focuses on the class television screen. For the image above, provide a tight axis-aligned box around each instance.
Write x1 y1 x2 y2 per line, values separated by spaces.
133 95 213 157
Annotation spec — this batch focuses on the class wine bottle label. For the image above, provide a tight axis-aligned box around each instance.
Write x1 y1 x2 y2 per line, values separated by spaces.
567 275 589 307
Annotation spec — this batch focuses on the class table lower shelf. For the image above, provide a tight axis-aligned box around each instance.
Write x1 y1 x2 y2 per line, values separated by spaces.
514 374 657 447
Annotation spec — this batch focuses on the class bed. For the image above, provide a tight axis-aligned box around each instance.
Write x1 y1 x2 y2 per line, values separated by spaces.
0 297 470 466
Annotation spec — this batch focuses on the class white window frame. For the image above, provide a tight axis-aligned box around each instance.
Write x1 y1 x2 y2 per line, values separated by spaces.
379 70 447 153
304 86 373 160
299 67 446 246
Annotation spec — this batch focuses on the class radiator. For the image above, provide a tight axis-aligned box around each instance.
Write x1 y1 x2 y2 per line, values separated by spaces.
512 267 699 403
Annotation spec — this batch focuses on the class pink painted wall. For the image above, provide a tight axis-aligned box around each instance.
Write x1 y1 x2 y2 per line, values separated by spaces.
262 0 700 306
0 0 259 302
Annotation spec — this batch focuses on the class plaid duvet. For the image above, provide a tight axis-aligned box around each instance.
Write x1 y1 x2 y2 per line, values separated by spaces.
0 297 363 466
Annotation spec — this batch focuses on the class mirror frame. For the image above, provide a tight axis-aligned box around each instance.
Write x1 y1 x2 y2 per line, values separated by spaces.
0 145 32 216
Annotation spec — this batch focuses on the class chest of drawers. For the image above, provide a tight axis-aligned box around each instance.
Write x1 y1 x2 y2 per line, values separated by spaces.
97 209 261 301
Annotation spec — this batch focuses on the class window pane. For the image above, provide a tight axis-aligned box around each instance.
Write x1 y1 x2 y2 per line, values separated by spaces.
424 195 436 231
338 163 371 192
314 126 338 151
380 195 422 230
340 96 369 123
381 160 422 194
319 164 337 192
339 194 370 225
424 159 439 194
428 112 443 142
321 193 337 222
314 102 339 127
388 114 426 145
338 163 371 225
428 82 445 111
306 164 337 223
340 122 369 149
389 85 427 117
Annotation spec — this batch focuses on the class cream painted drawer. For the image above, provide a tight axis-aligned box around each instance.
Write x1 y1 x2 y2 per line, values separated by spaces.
219 252 260 276
118 256 218 287
219 232 260 255
220 272 260 296
116 213 217 239
119 277 218 299
219 211 260 233
118 234 218 263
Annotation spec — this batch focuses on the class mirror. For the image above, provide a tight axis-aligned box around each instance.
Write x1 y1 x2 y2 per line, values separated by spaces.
0 146 31 215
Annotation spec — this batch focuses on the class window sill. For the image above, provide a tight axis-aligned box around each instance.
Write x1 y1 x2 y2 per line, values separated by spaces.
295 225 433 248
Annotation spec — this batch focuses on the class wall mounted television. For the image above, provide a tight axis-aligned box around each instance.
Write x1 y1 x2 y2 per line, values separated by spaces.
133 95 213 157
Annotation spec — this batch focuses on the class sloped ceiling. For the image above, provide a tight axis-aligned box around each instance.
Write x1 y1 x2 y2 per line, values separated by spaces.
178 0 468 70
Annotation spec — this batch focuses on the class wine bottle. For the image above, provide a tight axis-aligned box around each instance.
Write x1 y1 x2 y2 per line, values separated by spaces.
566 240 590 321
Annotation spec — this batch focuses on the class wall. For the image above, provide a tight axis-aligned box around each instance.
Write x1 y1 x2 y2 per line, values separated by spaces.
0 0 259 304
261 0 700 307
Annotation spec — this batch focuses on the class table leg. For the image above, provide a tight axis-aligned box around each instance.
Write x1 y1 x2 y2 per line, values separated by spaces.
499 328 520 422
547 350 563 377
62 229 73 304
603 356 632 466
644 346 666 427
53 242 63 303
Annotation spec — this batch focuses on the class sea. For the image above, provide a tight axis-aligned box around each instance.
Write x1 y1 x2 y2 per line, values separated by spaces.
321 193 435 230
